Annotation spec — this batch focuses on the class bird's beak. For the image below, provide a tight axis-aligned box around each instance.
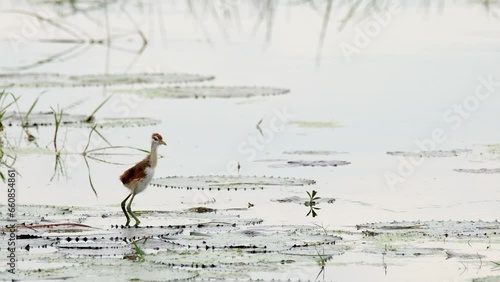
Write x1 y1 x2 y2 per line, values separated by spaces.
160 140 167 146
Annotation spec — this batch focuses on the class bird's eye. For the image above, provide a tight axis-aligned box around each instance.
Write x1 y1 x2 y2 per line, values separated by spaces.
153 137 158 141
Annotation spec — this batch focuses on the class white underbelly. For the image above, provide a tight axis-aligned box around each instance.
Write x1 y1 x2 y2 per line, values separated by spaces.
135 167 155 194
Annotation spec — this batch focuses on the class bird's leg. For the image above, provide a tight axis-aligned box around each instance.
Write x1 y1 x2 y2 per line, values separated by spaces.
121 194 132 226
126 193 141 227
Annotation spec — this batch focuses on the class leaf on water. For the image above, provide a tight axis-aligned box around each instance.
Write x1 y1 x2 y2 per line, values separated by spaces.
0 72 214 88
290 120 341 128
453 168 500 174
15 260 198 281
85 117 161 128
356 220 500 238
283 150 348 155
115 86 290 99
154 224 341 253
269 160 351 168
2 112 160 128
387 149 471 158
150 175 316 190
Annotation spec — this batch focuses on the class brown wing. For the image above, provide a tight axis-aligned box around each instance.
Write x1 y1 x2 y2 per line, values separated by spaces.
119 157 150 185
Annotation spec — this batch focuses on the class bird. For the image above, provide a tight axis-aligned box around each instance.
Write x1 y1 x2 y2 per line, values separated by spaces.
119 133 166 227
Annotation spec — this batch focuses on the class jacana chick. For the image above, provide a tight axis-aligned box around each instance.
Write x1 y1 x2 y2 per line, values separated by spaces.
119 133 166 227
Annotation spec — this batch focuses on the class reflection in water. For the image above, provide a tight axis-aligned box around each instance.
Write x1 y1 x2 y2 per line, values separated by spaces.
2 0 498 71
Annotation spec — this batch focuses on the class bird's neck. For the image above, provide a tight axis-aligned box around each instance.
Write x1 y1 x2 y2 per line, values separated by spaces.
149 143 158 168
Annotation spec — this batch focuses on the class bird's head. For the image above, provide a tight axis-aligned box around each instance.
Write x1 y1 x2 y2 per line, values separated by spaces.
151 133 166 146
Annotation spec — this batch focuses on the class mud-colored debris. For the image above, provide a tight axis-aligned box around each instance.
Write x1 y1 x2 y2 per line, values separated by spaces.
188 207 216 213
387 149 471 158
453 168 500 174
115 86 290 99
0 72 214 88
269 160 351 168
150 175 316 190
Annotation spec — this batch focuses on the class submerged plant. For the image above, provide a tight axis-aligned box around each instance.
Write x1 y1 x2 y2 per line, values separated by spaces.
305 190 321 218
314 247 332 282
126 238 148 262
131 242 146 262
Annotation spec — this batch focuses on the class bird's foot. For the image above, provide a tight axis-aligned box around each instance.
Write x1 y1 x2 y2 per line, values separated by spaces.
134 220 141 227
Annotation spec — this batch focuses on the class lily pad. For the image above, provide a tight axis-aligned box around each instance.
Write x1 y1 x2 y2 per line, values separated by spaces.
362 246 446 257
290 120 341 128
115 86 290 99
0 72 214 88
2 112 160 128
269 160 351 168
387 149 470 158
283 150 347 155
150 175 316 190
453 168 500 174
356 220 500 238
156 225 341 252
8 260 198 281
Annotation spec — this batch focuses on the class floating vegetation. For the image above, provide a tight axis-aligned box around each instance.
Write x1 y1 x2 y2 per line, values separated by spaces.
269 160 351 168
8 260 198 281
387 149 471 158
290 120 341 128
453 168 500 174
0 203 346 280
2 112 160 128
150 175 316 190
0 73 214 88
84 117 161 128
483 144 500 155
3 111 87 127
362 246 446 257
305 190 321 218
155 225 341 252
115 86 290 99
473 276 500 282
356 220 500 238
283 150 348 155
468 144 500 161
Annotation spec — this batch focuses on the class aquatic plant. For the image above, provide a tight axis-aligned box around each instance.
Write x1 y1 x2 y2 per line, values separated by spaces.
305 190 321 218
